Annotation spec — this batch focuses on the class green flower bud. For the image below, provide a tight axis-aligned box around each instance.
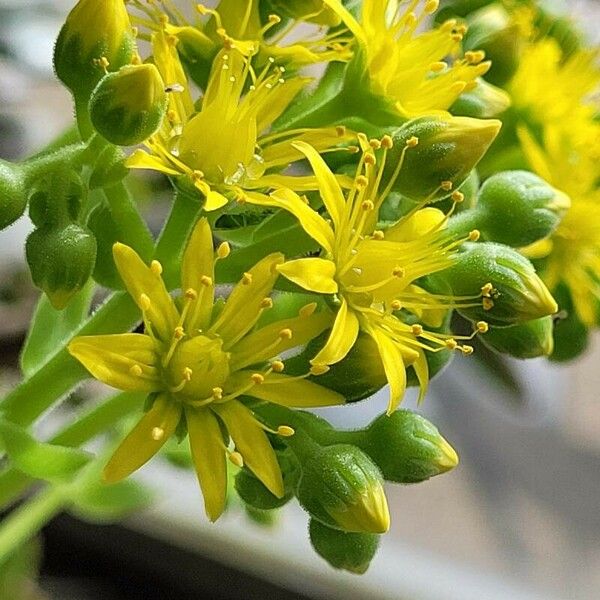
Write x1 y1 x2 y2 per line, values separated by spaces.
359 410 458 484
480 316 554 358
309 519 379 574
89 64 167 146
0 160 27 230
383 116 501 203
296 445 390 534
266 0 342 26
86 201 123 290
444 242 558 326
26 223 97 309
476 171 569 247
54 0 135 99
450 78 511 118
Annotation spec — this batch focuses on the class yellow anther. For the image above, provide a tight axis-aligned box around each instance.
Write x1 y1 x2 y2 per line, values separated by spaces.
456 24 468 34
183 367 193 381
461 345 474 355
216 242 230 259
139 293 151 311
430 61 447 73
362 200 375 211
185 288 198 301
271 360 285 373
242 272 253 285
425 0 440 14
268 13 281 23
336 125 346 136
406 12 417 27
391 299 402 311
406 136 419 148
372 230 385 240
191 170 205 182
347 145 360 154
469 229 481 242
481 282 494 297
130 364 143 377
441 180 453 191
452 191 465 203
369 138 382 150
477 321 489 333
483 297 495 311
393 266 406 278
356 175 369 188
212 387 223 400
412 324 424 336
174 326 185 340
357 132 369 144
445 339 458 350
310 364 330 376
167 109 177 122
299 302 317 317
452 33 464 42
131 54 142 65
200 275 213 287
251 373 265 385
151 427 165 441
95 56 110 71
465 50 485 64
229 451 244 468
279 328 293 340
364 153 376 166
277 425 295 437
381 135 394 149
150 260 163 276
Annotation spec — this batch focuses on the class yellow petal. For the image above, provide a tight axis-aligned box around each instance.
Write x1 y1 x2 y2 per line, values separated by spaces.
245 189 334 254
112 242 179 343
186 407 228 522
182 218 215 332
292 141 346 231
277 258 338 294
384 208 447 243
321 0 367 47
312 297 360 365
126 149 181 176
412 351 429 405
369 327 407 415
213 400 284 498
245 373 345 408
517 126 554 184
68 334 160 392
255 77 309 133
230 310 333 370
103 394 181 483
209 253 284 347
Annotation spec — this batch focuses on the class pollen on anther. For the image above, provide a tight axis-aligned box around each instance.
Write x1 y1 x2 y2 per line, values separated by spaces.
251 373 265 385
356 175 369 188
271 360 285 373
185 288 198 301
461 345 474 355
212 387 223 400
391 299 402 311
260 297 274 309
364 153 376 166
174 326 185 340
406 136 419 148
277 425 295 437
393 266 406 278
151 427 165 441
469 229 481 241
372 230 385 240
130 364 143 377
242 272 253 285
482 297 495 311
477 321 489 333
362 200 375 211
412 324 424 336
200 275 213 287
441 180 453 191
481 282 494 297
279 328 293 340
381 135 394 149
445 339 458 350
139 293 151 311
151 260 163 276
452 191 465 203
183 367 193 381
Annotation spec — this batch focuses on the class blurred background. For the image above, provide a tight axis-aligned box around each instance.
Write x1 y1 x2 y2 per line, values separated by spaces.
0 1 599 599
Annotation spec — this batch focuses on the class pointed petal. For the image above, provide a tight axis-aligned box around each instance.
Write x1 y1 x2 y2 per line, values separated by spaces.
369 327 407 415
312 297 360 366
212 400 284 498
292 141 346 231
68 334 160 392
209 253 284 347
277 258 338 294
321 0 367 47
245 189 334 254
126 149 181 176
255 77 309 133
412 351 429 405
182 218 215 333
112 243 179 343
186 407 228 522
245 373 345 407
103 394 181 483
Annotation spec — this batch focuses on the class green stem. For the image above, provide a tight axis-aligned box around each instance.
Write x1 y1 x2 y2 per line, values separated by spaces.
75 96 94 141
103 181 154 261
0 486 67 567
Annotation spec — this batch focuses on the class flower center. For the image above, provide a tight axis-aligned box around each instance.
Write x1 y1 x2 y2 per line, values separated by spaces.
166 335 230 402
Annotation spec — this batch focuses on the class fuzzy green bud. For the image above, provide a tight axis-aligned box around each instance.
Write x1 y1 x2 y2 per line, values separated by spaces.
450 78 511 118
89 64 167 146
383 116 501 203
0 160 27 230
309 519 379 574
359 411 458 484
54 0 135 99
444 242 558 326
26 223 97 309
476 171 569 247
480 316 554 358
296 445 390 534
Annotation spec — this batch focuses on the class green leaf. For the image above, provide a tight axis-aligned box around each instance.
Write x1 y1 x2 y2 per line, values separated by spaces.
20 280 94 377
0 420 92 483
71 478 151 523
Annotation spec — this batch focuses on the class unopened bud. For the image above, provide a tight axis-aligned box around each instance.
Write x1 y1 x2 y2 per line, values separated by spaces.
0 160 27 230
480 316 554 358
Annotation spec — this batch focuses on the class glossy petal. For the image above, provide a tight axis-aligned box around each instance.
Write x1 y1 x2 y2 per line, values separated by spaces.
186 407 227 522
277 258 338 294
68 334 160 392
112 243 179 343
312 297 360 366
213 400 284 498
126 149 180 176
103 394 181 483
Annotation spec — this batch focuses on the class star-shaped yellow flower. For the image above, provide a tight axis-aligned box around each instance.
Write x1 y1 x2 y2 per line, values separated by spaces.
68 218 343 521
243 137 487 413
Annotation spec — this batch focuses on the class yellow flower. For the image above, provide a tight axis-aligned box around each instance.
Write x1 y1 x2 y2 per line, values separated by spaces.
322 0 491 117
68 218 343 522
242 136 487 413
126 29 353 210
519 124 600 326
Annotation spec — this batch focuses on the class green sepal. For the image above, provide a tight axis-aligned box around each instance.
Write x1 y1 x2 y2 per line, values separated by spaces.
480 316 554 358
